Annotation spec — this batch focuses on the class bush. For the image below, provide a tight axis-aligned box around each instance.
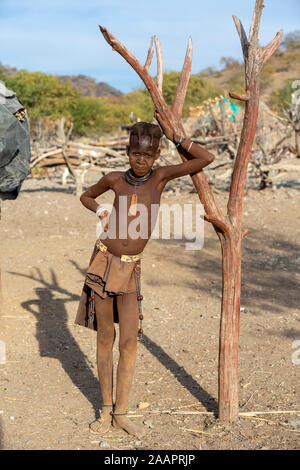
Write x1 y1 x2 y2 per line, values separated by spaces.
71 90 154 136
2 71 80 121
71 97 108 136
161 72 221 116
269 79 298 114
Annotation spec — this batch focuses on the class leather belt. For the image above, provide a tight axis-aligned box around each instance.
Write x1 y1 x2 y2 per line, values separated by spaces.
96 239 143 263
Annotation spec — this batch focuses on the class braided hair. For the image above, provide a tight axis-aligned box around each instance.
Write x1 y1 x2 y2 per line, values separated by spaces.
129 122 162 152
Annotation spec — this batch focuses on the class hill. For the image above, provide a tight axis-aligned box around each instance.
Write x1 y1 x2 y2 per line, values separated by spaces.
58 74 122 98
0 65 122 98
198 31 300 106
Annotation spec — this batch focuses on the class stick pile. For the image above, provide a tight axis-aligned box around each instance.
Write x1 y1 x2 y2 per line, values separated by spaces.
30 138 128 172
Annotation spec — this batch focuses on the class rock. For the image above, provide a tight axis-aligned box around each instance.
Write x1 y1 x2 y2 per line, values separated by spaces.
138 402 150 409
99 440 110 448
288 419 300 427
143 419 154 429
240 307 251 314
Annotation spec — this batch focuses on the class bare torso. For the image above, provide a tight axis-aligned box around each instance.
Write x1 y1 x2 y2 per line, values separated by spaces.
99 168 166 256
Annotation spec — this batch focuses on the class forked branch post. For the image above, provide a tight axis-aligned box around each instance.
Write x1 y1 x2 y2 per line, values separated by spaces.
99 0 283 422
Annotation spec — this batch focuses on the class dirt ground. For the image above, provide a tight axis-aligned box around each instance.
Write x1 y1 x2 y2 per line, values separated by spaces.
0 172 299 450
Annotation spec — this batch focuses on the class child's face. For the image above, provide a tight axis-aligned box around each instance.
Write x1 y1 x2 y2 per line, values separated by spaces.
126 140 160 176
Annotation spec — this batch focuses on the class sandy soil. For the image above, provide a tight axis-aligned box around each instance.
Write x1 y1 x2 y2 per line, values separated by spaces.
0 174 299 450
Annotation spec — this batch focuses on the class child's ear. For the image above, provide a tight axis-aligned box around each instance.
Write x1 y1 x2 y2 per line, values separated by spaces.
154 149 161 160
126 144 130 156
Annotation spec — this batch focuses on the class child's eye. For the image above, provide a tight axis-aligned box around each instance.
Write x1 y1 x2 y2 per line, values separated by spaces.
134 152 152 158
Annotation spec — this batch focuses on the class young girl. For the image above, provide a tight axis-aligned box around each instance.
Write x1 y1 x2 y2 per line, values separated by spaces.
75 121 214 438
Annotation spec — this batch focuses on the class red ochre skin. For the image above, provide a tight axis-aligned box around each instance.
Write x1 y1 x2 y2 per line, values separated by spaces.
80 134 214 257
80 128 215 438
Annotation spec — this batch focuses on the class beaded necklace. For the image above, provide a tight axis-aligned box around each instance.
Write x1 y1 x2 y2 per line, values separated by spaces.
125 168 153 216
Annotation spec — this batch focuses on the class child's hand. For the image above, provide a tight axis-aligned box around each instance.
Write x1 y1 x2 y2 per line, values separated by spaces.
98 209 109 220
97 208 110 232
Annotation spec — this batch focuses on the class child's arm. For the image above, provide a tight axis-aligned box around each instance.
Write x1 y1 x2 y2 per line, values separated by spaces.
80 173 114 214
155 112 215 183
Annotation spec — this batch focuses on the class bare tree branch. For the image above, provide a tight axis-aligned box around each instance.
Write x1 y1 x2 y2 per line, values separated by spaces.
144 36 154 71
154 36 163 95
232 15 249 61
260 30 284 66
171 36 193 119
249 0 264 49
229 92 249 102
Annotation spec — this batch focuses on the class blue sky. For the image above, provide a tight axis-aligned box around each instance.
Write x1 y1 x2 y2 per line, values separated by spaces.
0 0 299 93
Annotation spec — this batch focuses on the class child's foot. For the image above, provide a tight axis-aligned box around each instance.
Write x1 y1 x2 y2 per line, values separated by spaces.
112 414 147 439
89 407 112 434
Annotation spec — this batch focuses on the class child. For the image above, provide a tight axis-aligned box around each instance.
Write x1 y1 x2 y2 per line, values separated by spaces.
75 120 214 438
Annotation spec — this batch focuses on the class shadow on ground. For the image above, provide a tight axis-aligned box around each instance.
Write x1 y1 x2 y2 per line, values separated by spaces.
10 267 101 417
141 335 217 413
10 261 217 417
150 227 300 321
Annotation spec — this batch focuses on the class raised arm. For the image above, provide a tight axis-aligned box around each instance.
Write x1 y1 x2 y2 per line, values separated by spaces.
155 112 215 182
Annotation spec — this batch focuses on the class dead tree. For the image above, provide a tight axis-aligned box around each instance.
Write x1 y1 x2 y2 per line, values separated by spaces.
99 0 283 422
56 117 89 196
252 102 292 189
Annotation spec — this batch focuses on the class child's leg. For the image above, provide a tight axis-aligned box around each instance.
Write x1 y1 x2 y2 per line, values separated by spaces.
115 292 139 412
113 292 146 438
90 294 115 433
95 294 116 405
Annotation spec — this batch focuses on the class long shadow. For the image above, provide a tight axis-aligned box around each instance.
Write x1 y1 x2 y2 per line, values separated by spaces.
141 334 218 414
151 227 300 323
9 267 101 417
21 186 75 195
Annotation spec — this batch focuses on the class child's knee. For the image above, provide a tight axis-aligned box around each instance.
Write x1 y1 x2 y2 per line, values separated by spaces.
98 328 115 348
119 336 137 355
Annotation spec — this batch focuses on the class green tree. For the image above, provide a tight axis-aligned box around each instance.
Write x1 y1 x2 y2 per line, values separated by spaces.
161 72 221 116
282 31 300 51
71 97 108 135
2 71 80 120
269 79 298 114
